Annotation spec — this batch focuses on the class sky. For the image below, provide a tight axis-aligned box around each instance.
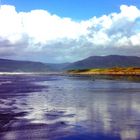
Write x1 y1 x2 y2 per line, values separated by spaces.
0 0 140 63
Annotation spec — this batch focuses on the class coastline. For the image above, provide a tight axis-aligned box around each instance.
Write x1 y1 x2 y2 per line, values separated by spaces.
0 72 63 75
67 67 140 76
0 67 140 76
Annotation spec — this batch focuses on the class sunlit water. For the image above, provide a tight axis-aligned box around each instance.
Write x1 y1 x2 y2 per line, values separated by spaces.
0 75 140 140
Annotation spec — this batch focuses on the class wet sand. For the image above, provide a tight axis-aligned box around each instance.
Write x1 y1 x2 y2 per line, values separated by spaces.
0 75 140 140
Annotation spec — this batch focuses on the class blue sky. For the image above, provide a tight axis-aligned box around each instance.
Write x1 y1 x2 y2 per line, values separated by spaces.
0 0 140 63
3 0 140 20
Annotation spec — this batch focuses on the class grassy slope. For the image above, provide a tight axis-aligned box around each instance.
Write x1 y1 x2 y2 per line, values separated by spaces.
67 67 140 75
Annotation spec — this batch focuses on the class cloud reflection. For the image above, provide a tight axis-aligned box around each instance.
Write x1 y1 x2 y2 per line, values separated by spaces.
1 76 140 140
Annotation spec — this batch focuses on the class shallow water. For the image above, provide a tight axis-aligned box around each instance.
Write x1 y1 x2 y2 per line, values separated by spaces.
0 75 140 140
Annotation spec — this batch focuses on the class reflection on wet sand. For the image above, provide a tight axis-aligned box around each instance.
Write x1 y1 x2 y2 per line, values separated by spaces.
0 75 140 140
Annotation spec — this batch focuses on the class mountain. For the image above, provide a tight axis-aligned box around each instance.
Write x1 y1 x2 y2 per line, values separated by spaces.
0 58 71 72
46 63 71 71
0 55 140 72
66 55 140 70
0 59 49 72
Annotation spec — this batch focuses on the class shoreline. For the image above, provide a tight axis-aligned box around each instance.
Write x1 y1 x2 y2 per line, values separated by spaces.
67 67 140 76
67 72 140 76
0 72 63 75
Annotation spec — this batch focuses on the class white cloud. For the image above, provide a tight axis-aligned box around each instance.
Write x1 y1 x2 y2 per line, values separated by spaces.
0 4 140 62
120 5 140 21
130 33 140 46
